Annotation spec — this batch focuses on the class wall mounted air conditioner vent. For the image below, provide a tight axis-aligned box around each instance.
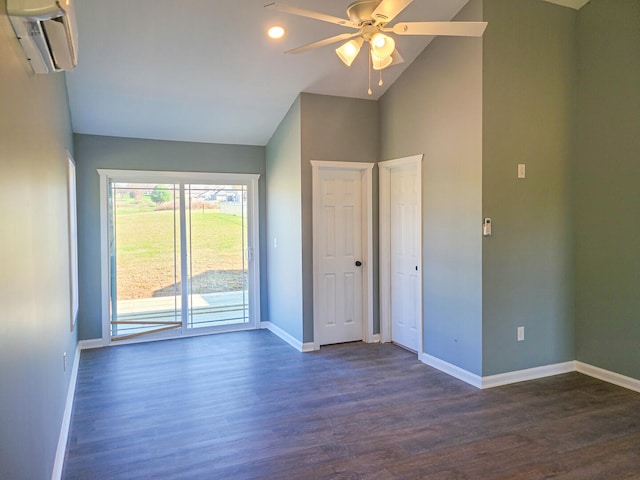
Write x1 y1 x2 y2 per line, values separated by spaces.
7 0 78 74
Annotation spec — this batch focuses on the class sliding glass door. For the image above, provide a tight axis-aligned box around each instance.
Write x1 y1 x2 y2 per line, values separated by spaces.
100 171 260 343
184 183 248 330
109 181 182 340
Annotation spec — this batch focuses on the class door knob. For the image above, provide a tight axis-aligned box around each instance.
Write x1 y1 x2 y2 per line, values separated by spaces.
355 260 362 267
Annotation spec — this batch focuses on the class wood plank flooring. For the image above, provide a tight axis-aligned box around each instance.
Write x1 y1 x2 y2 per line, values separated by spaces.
63 330 640 479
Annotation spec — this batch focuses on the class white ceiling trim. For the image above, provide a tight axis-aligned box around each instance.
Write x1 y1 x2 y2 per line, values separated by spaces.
542 0 590 10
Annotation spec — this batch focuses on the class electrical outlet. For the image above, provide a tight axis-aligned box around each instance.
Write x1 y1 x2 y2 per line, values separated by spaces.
517 327 525 342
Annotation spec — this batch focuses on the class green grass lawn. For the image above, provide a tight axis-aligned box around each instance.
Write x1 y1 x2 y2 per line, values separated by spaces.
115 208 246 299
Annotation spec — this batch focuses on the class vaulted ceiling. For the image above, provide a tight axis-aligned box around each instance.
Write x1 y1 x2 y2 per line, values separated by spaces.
65 0 588 147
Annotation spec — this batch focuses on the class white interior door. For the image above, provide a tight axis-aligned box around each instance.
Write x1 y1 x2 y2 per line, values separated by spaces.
312 161 374 347
390 166 421 351
380 155 423 353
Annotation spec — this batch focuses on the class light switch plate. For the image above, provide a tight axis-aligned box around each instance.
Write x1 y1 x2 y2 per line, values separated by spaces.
518 164 526 179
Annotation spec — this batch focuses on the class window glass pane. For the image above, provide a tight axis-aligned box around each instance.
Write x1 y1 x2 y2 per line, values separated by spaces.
186 184 249 329
110 182 181 340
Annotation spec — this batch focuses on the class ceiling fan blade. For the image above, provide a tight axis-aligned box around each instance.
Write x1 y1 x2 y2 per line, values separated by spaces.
390 21 488 37
265 3 357 28
372 0 414 24
285 32 360 54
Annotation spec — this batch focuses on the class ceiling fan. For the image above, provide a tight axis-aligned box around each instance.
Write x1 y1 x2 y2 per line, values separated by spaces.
265 0 487 93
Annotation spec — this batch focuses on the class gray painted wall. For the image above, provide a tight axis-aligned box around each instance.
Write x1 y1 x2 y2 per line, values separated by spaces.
379 0 484 375
265 97 304 340
300 93 379 343
73 134 266 340
482 0 576 375
0 5 77 478
574 0 640 379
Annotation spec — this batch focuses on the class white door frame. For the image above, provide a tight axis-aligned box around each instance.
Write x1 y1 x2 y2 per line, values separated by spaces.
379 154 423 352
311 160 375 349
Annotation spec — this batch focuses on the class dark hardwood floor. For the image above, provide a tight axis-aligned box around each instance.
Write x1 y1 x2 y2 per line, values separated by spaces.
63 330 640 479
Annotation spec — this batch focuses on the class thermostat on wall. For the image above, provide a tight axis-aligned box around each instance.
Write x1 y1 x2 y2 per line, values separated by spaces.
483 218 492 236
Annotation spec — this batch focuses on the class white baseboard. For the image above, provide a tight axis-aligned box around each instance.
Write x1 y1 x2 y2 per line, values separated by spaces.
576 361 640 393
78 338 104 350
419 352 483 388
419 352 640 394
420 354 576 390
51 344 81 480
301 341 317 352
262 321 317 352
481 361 576 389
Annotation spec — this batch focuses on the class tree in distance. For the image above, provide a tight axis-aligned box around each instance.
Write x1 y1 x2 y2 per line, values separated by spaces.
150 185 170 204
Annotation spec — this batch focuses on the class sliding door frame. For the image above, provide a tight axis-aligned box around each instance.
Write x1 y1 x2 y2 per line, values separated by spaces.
98 169 261 346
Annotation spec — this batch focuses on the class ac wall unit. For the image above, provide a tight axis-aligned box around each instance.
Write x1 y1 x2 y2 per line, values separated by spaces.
7 0 78 74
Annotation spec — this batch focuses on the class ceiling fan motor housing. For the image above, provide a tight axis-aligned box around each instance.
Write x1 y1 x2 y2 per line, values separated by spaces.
346 0 383 25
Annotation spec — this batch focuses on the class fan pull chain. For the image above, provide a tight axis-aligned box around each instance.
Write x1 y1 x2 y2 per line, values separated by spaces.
368 44 372 95
372 53 384 86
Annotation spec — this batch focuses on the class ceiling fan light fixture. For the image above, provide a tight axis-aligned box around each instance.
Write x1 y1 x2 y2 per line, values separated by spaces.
335 37 364 66
266 0 489 95
371 51 393 70
370 32 395 59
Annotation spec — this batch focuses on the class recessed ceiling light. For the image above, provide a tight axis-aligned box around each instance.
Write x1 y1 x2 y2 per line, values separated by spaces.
268 26 285 39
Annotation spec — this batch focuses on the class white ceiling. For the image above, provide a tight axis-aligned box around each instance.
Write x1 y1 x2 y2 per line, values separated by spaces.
65 0 471 146
65 0 587 146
